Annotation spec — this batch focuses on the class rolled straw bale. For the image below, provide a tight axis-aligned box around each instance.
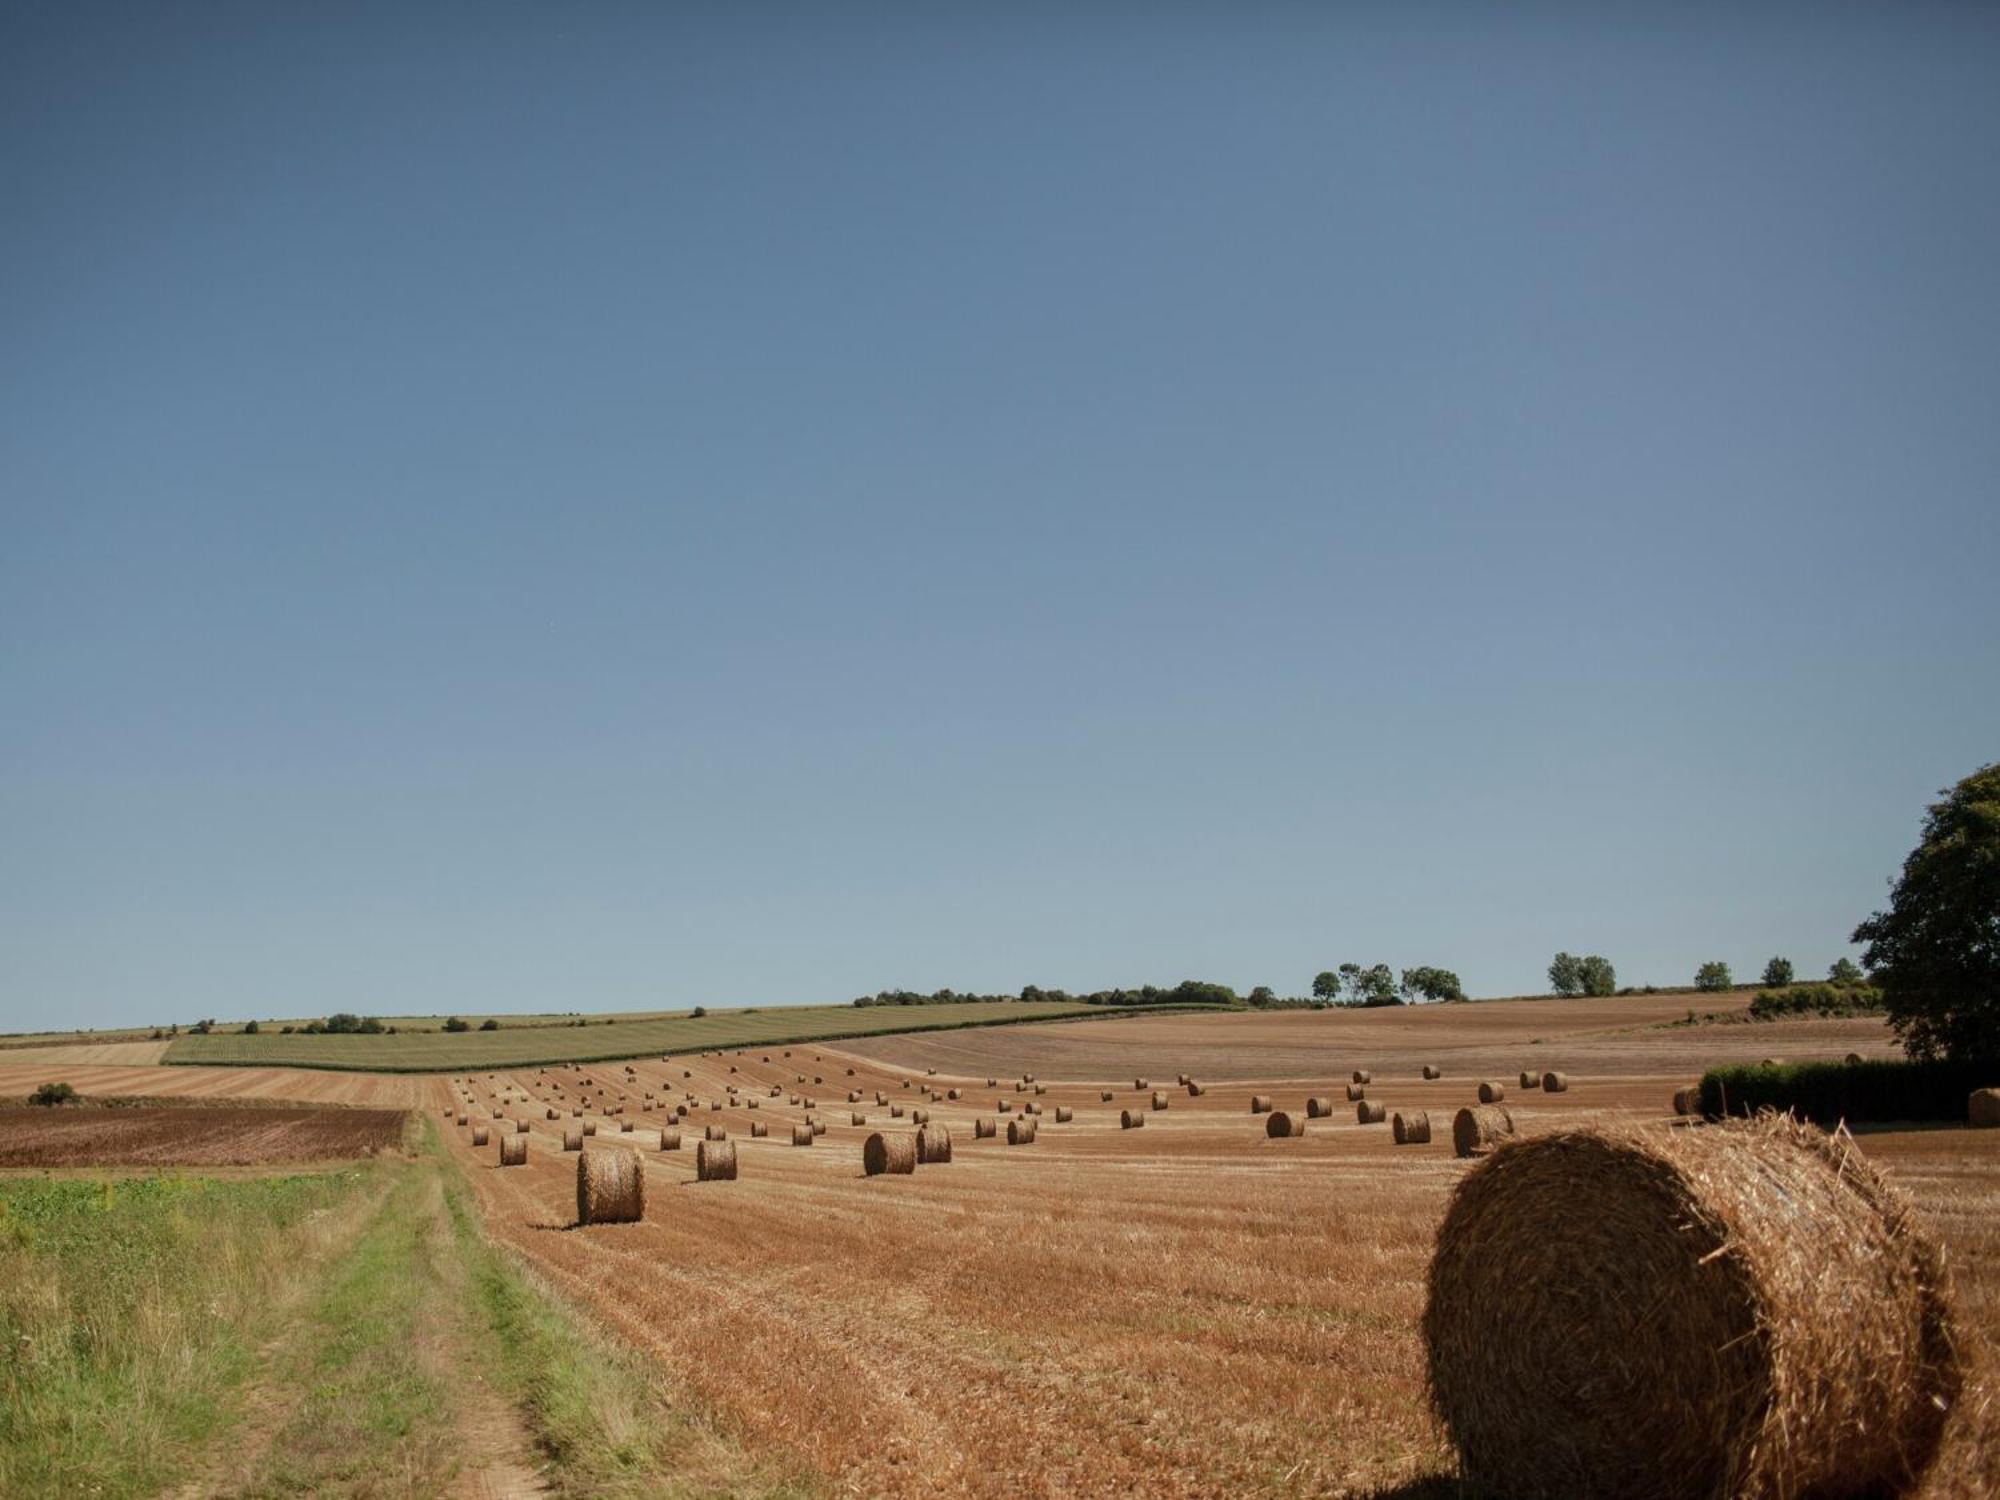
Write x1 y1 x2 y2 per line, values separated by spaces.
1188 1083 1206 1097
471 1126 490 1147
987 1077 999 1088
890 1104 904 1118
916 1123 952 1164
583 1122 597 1136
1120 1109 1145 1129
997 1099 1012 1113
1357 1100 1387 1125
1250 1095 1273 1114
456 1114 468 1127
1265 1110 1305 1138
1023 1102 1040 1115
576 1146 644 1225
912 1108 930 1125
1054 1106 1073 1123
1518 1070 1541 1090
1393 1110 1431 1145
1100 1090 1114 1102
1477 1081 1507 1104
947 1088 961 1100
1760 1058 1784 1067
1673 1085 1704 1117
703 1124 726 1141
1022 1072 1034 1082
851 1111 867 1126
1352 1069 1371 1085
546 1107 558 1120
1306 1096 1334 1118
1422 1064 1442 1080
500 1134 527 1166
659 1130 681 1150
695 1138 737 1181
849 1090 862 1102
791 1125 813 1145
749 1121 768 1138
1423 1118 1961 1500
974 1117 996 1138
1151 1091 1168 1111
1542 1071 1569 1094
1034 1084 1047 1095
865 1132 917 1175
1177 1073 1189 1086
1007 1117 1038 1145
1452 1106 1514 1158
1346 1083 1366 1102
1133 1077 1149 1090
562 1128 582 1151
812 1120 826 1136
620 1120 633 1133
573 1109 583 1118
1970 1089 2000 1128
1014 1081 1026 1092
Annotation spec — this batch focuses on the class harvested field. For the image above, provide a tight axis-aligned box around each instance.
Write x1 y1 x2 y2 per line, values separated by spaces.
0 1063 420 1108
0 1105 408 1167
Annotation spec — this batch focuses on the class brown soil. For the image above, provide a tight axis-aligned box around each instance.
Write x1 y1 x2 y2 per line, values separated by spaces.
0 1105 409 1167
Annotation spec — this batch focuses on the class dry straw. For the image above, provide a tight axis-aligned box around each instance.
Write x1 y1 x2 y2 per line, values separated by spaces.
1392 1110 1430 1145
471 1126 490 1147
1134 1077 1149 1090
1352 1069 1371 1084
1356 1100 1386 1125
583 1122 597 1136
620 1120 633 1132
974 1117 996 1138
500 1134 527 1166
1422 1064 1442 1080
696 1137 737 1181
851 1111 867 1126
1423 1117 1961 1500
1477 1081 1506 1104
1346 1083 1366 1102
704 1124 726 1141
916 1122 952 1163
1151 1091 1168 1111
1054 1106 1073 1123
1265 1110 1305 1138
1250 1095 1273 1114
749 1121 768 1138
1542 1071 1569 1093
1453 1106 1515 1158
456 1114 468 1127
1518 1070 1541 1090
576 1145 644 1225
658 1129 681 1151
1306 1096 1334 1118
1120 1109 1145 1130
791 1124 813 1146
1007 1117 1038 1145
1674 1084 1704 1117
1970 1089 2000 1128
1100 1090 1114 1102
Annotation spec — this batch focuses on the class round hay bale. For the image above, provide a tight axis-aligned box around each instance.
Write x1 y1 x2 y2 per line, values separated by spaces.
1970 1089 2000 1128
864 1132 917 1175
1352 1069 1371 1085
889 1104 904 1118
1356 1100 1386 1125
1542 1071 1570 1094
545 1107 558 1120
500 1134 527 1166
576 1146 644 1224
1422 1064 1442 1080
1100 1090 1114 1102
582 1122 597 1136
1022 1102 1040 1115
947 1087 961 1100
1054 1106 1073 1123
1133 1077 1149 1090
619 1120 633 1133
1022 1072 1033 1082
1150 1091 1168 1111
1477 1080 1506 1104
1518 1070 1541 1090
997 1099 1012 1114
851 1111 867 1126
974 1117 996 1138
916 1123 952 1164
1007 1117 1038 1145
1452 1106 1515 1158
749 1121 768 1138
1265 1110 1304 1138
703 1124 726 1141
1846 1052 1865 1066
791 1124 813 1146
987 1077 998 1088
912 1108 930 1125
456 1114 468 1127
562 1128 583 1151
1306 1096 1334 1118
1250 1095 1273 1114
471 1126 490 1146
848 1090 862 1102
1345 1083 1366 1102
1760 1057 1784 1067
1423 1118 1961 1500
1392 1110 1431 1145
1673 1084 1704 1117
1120 1109 1145 1130
659 1129 681 1150
695 1138 737 1181
811 1120 825 1136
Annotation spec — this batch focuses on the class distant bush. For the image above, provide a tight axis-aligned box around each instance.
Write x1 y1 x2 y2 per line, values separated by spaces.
31 1082 77 1107
443 1016 469 1032
690 1006 708 1019
1829 957 1864 984
1700 1056 2000 1125
1747 982 1884 1022
478 1018 500 1031
242 1019 259 1035
190 1018 214 1035
1761 956 1794 987
1694 961 1733 992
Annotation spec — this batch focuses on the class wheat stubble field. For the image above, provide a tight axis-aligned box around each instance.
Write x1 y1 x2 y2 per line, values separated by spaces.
6 996 1997 1498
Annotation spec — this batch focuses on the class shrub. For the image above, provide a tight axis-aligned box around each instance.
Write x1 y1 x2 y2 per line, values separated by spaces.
478 1018 500 1031
691 1006 707 1019
1829 957 1864 984
443 1016 469 1033
1747 983 1883 1022
30 1082 77 1107
1761 956 1793 987
1700 1057 2000 1125
242 1019 259 1034
1695 961 1733 992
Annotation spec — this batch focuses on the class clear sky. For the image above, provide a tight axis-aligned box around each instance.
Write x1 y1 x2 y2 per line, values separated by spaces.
4 3 1997 1031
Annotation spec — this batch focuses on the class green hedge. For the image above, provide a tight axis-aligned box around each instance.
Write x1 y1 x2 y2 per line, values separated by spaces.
1699 1057 2000 1126
1745 982 1883 1021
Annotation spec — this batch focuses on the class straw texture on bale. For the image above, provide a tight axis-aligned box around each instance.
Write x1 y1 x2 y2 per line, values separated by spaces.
620 1120 633 1132
1423 1118 1961 1500
974 1117 996 1138
1351 1069 1371 1084
1265 1110 1305 1138
1346 1083 1366 1102
749 1121 767 1138
916 1122 952 1163
1250 1095 1272 1113
1357 1100 1387 1124
1134 1078 1148 1090
947 1088 961 1100
1054 1106 1073 1123
695 1137 737 1181
576 1146 644 1225
658 1130 680 1150
812 1119 826 1136
583 1122 597 1136
1518 1070 1541 1090
704 1124 726 1141
1151 1091 1168 1110
791 1124 813 1146
1393 1110 1431 1144
1542 1071 1569 1093
1186 1081 1205 1096
912 1108 929 1124
546 1107 558 1120
1453 1107 1514 1158
561 1128 582 1151
1007 1117 1037 1144
890 1104 904 1118
1120 1109 1144 1129
456 1114 468 1127
471 1126 490 1147
850 1111 867 1126
1306 1096 1334 1118
1477 1081 1506 1104
500 1134 527 1166
1422 1064 1442 1079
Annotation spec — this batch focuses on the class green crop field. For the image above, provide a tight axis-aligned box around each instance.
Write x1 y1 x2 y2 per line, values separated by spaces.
161 999 1141 1072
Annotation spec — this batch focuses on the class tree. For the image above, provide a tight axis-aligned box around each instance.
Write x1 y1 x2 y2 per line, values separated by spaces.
478 1018 501 1031
30 1081 76 1107
1247 986 1276 1008
1311 970 1340 1001
243 1019 260 1034
1547 952 1584 997
1578 955 1616 996
1829 957 1864 984
1695 961 1733 992
691 1006 708 1019
443 1016 469 1033
1400 966 1465 1003
1761 956 1794 988
1853 762 2000 1061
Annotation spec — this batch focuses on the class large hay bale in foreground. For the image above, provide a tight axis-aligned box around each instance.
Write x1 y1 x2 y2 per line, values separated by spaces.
1356 1100 1386 1124
916 1122 952 1163
1477 1080 1506 1104
500 1134 527 1166
1265 1110 1304 1138
1424 1119 1961 1500
1453 1106 1514 1158
576 1146 644 1224
1970 1089 2000 1128
696 1138 736 1181
1392 1110 1431 1145
863 1131 917 1175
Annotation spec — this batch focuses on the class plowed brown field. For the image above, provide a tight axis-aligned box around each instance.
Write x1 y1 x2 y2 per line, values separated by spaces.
0 1105 409 1167
0 1063 421 1107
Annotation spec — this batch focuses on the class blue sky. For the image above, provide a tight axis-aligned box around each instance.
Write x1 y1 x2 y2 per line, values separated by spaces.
4 3 1997 1029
